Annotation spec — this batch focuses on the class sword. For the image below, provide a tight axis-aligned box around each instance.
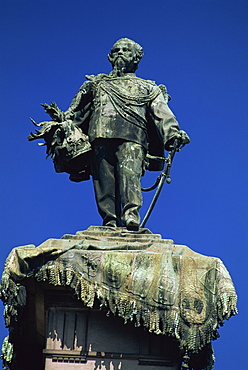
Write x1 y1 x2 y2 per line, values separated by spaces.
140 137 184 228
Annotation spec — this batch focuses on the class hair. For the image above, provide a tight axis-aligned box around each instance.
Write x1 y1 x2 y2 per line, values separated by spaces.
108 38 144 71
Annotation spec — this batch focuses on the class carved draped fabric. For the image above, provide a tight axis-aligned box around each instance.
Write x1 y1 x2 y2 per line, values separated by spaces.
0 227 237 370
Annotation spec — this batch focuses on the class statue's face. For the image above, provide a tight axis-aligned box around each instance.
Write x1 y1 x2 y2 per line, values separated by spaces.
109 40 136 74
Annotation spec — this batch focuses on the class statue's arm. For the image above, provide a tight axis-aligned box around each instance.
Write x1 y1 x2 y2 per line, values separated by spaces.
64 80 93 124
149 89 190 150
29 80 93 141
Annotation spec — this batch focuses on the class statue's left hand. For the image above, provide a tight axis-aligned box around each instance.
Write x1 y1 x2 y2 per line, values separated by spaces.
41 102 64 122
176 130 191 145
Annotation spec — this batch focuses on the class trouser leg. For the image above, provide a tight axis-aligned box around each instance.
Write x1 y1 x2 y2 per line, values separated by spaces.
116 141 145 227
91 140 121 226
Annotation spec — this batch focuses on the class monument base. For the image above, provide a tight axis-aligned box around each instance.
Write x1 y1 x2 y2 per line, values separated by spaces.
0 226 237 370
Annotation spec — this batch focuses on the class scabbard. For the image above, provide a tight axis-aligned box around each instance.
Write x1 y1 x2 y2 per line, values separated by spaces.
140 138 180 228
140 173 167 228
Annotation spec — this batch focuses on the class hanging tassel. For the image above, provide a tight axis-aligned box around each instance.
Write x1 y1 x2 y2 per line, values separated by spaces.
181 352 190 369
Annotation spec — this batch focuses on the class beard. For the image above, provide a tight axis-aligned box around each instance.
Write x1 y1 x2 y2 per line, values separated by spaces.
111 56 134 76
115 57 126 72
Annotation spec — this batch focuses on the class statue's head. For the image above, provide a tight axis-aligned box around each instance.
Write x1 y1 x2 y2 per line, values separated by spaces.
108 38 144 75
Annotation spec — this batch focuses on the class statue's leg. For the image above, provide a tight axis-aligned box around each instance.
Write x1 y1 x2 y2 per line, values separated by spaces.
91 139 121 227
116 141 145 229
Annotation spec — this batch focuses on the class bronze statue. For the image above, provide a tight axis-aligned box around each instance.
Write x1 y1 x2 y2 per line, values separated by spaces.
28 38 190 230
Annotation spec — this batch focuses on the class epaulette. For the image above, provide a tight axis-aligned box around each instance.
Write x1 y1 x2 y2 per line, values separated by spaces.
135 76 157 86
158 84 171 101
85 74 108 82
85 74 95 81
146 79 157 85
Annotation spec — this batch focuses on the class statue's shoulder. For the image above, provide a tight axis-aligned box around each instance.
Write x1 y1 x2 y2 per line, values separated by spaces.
135 77 166 93
134 76 157 86
83 74 110 92
157 83 171 100
135 77 171 101
85 73 108 82
135 77 168 95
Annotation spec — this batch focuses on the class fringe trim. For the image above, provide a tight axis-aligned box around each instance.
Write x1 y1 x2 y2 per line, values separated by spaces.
0 249 238 370
34 264 236 357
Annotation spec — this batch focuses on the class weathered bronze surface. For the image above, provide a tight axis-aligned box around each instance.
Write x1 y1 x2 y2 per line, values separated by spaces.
28 38 190 229
0 227 237 370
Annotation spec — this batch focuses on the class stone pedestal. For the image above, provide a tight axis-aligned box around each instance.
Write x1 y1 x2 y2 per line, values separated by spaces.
10 278 180 369
43 294 180 370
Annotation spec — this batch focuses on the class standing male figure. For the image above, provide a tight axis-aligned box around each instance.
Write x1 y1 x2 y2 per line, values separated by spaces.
42 38 190 229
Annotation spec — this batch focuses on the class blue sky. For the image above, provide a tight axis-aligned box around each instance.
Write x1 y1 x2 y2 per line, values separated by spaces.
1 0 247 368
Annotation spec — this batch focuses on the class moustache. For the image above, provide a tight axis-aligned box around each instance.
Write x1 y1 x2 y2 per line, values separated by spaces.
114 55 128 63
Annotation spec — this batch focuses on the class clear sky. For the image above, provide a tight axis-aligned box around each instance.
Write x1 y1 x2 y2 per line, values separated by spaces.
1 0 247 368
